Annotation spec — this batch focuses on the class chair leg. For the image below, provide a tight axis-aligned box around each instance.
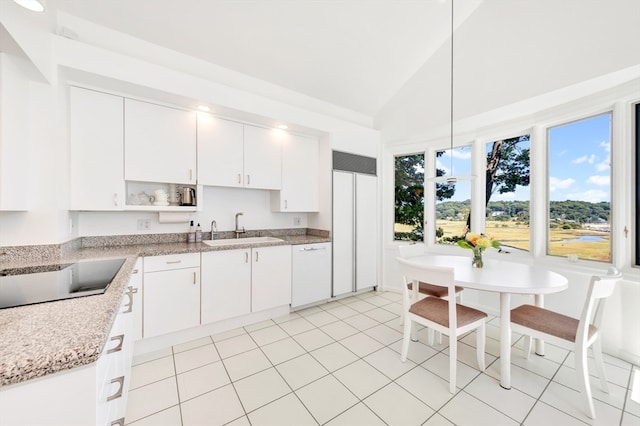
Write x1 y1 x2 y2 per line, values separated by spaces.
522 335 532 359
576 347 596 419
401 317 412 362
476 323 486 372
592 337 610 394
449 332 457 394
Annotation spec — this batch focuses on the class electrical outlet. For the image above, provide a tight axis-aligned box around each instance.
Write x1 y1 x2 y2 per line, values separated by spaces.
293 217 301 226
137 219 151 230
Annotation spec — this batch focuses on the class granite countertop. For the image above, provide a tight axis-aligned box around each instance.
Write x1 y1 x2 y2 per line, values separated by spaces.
0 233 329 387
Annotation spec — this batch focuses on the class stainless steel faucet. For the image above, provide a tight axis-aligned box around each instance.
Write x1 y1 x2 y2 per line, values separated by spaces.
234 212 246 238
210 220 217 239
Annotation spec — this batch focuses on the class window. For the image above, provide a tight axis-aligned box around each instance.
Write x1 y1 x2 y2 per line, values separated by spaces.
484 135 531 251
435 146 471 244
394 153 424 241
635 104 640 266
548 113 612 262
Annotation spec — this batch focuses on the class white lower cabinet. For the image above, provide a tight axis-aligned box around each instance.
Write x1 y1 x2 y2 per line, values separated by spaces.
143 253 200 339
201 245 291 323
251 245 292 312
0 286 135 426
201 249 251 324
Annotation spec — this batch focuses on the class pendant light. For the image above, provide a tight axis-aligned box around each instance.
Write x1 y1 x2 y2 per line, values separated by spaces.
430 0 474 183
12 0 45 12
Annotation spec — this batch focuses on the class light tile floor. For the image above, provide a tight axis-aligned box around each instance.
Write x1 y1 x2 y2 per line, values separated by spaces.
125 291 640 426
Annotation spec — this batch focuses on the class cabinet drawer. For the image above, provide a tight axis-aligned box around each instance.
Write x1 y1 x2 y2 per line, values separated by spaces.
144 253 200 272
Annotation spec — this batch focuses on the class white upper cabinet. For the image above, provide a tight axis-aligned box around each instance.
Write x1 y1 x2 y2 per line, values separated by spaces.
243 125 282 190
271 133 319 212
124 98 196 185
69 86 125 211
197 116 281 189
197 113 244 187
0 54 30 211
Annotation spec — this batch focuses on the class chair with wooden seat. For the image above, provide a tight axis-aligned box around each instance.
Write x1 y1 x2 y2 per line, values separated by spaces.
398 244 464 343
397 257 487 393
510 268 623 419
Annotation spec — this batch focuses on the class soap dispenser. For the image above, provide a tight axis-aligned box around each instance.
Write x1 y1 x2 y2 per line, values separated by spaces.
187 220 196 243
195 223 203 242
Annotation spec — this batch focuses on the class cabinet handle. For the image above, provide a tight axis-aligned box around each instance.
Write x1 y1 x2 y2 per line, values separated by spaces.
237 173 241 184
107 376 124 402
245 252 249 263
166 260 182 264
255 251 259 262
193 271 197 284
123 285 138 313
284 200 288 209
246 174 250 185
300 247 326 251
111 418 125 426
189 169 193 181
107 334 124 354
113 193 118 207
132 269 139 274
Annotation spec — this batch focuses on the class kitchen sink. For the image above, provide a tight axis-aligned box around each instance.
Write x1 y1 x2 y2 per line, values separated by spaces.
202 236 284 247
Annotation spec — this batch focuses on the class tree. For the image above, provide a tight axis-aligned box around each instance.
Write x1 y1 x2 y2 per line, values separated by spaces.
485 135 530 206
395 154 424 240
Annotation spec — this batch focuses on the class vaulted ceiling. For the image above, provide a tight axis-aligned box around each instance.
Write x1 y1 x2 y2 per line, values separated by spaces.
55 0 640 125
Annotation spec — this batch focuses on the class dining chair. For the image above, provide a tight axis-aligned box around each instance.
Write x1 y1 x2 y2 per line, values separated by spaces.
397 257 487 393
510 267 623 419
397 244 464 344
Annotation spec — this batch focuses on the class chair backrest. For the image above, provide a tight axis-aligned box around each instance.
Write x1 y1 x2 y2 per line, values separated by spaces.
577 268 623 347
396 257 457 327
398 244 426 259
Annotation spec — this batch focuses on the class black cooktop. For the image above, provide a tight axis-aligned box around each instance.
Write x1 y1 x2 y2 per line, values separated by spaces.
0 258 126 309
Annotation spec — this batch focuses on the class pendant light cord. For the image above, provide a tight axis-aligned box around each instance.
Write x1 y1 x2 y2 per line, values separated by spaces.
449 0 454 175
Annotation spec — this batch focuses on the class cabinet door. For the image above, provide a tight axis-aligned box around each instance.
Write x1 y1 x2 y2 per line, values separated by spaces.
69 87 125 210
197 113 244 187
243 125 282 190
356 174 377 291
201 250 251 324
124 99 196 184
332 171 354 297
251 246 292 312
272 134 319 212
143 267 200 338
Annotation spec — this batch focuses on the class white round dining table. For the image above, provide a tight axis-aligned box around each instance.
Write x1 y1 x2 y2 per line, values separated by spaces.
402 254 568 389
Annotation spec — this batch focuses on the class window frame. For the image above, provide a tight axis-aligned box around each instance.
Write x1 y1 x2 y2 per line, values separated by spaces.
545 111 614 263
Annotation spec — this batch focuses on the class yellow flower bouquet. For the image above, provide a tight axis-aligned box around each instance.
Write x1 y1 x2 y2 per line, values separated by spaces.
457 233 501 268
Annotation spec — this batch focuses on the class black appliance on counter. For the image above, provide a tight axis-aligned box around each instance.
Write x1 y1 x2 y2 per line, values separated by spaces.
0 258 126 309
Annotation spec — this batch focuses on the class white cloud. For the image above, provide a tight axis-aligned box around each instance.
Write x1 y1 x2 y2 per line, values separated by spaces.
587 175 610 186
451 149 471 160
566 189 609 203
491 192 516 200
572 154 596 164
549 176 575 191
596 157 610 172
599 140 610 153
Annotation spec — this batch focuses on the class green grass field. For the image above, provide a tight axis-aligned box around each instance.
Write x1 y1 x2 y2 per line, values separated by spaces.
396 219 611 261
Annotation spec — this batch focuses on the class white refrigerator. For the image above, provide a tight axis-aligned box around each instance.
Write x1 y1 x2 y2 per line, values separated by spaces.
332 170 377 297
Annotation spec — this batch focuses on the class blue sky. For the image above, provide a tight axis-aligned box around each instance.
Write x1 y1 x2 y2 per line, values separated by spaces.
548 113 611 203
434 113 611 203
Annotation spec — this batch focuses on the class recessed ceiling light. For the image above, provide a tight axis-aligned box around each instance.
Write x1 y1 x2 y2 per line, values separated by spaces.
197 105 210 112
13 0 45 12
277 124 288 130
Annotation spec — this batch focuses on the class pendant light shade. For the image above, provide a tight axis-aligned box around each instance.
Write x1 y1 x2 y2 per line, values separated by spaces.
429 0 474 184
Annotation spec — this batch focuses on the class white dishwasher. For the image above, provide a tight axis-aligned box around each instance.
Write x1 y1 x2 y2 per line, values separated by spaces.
291 242 332 309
